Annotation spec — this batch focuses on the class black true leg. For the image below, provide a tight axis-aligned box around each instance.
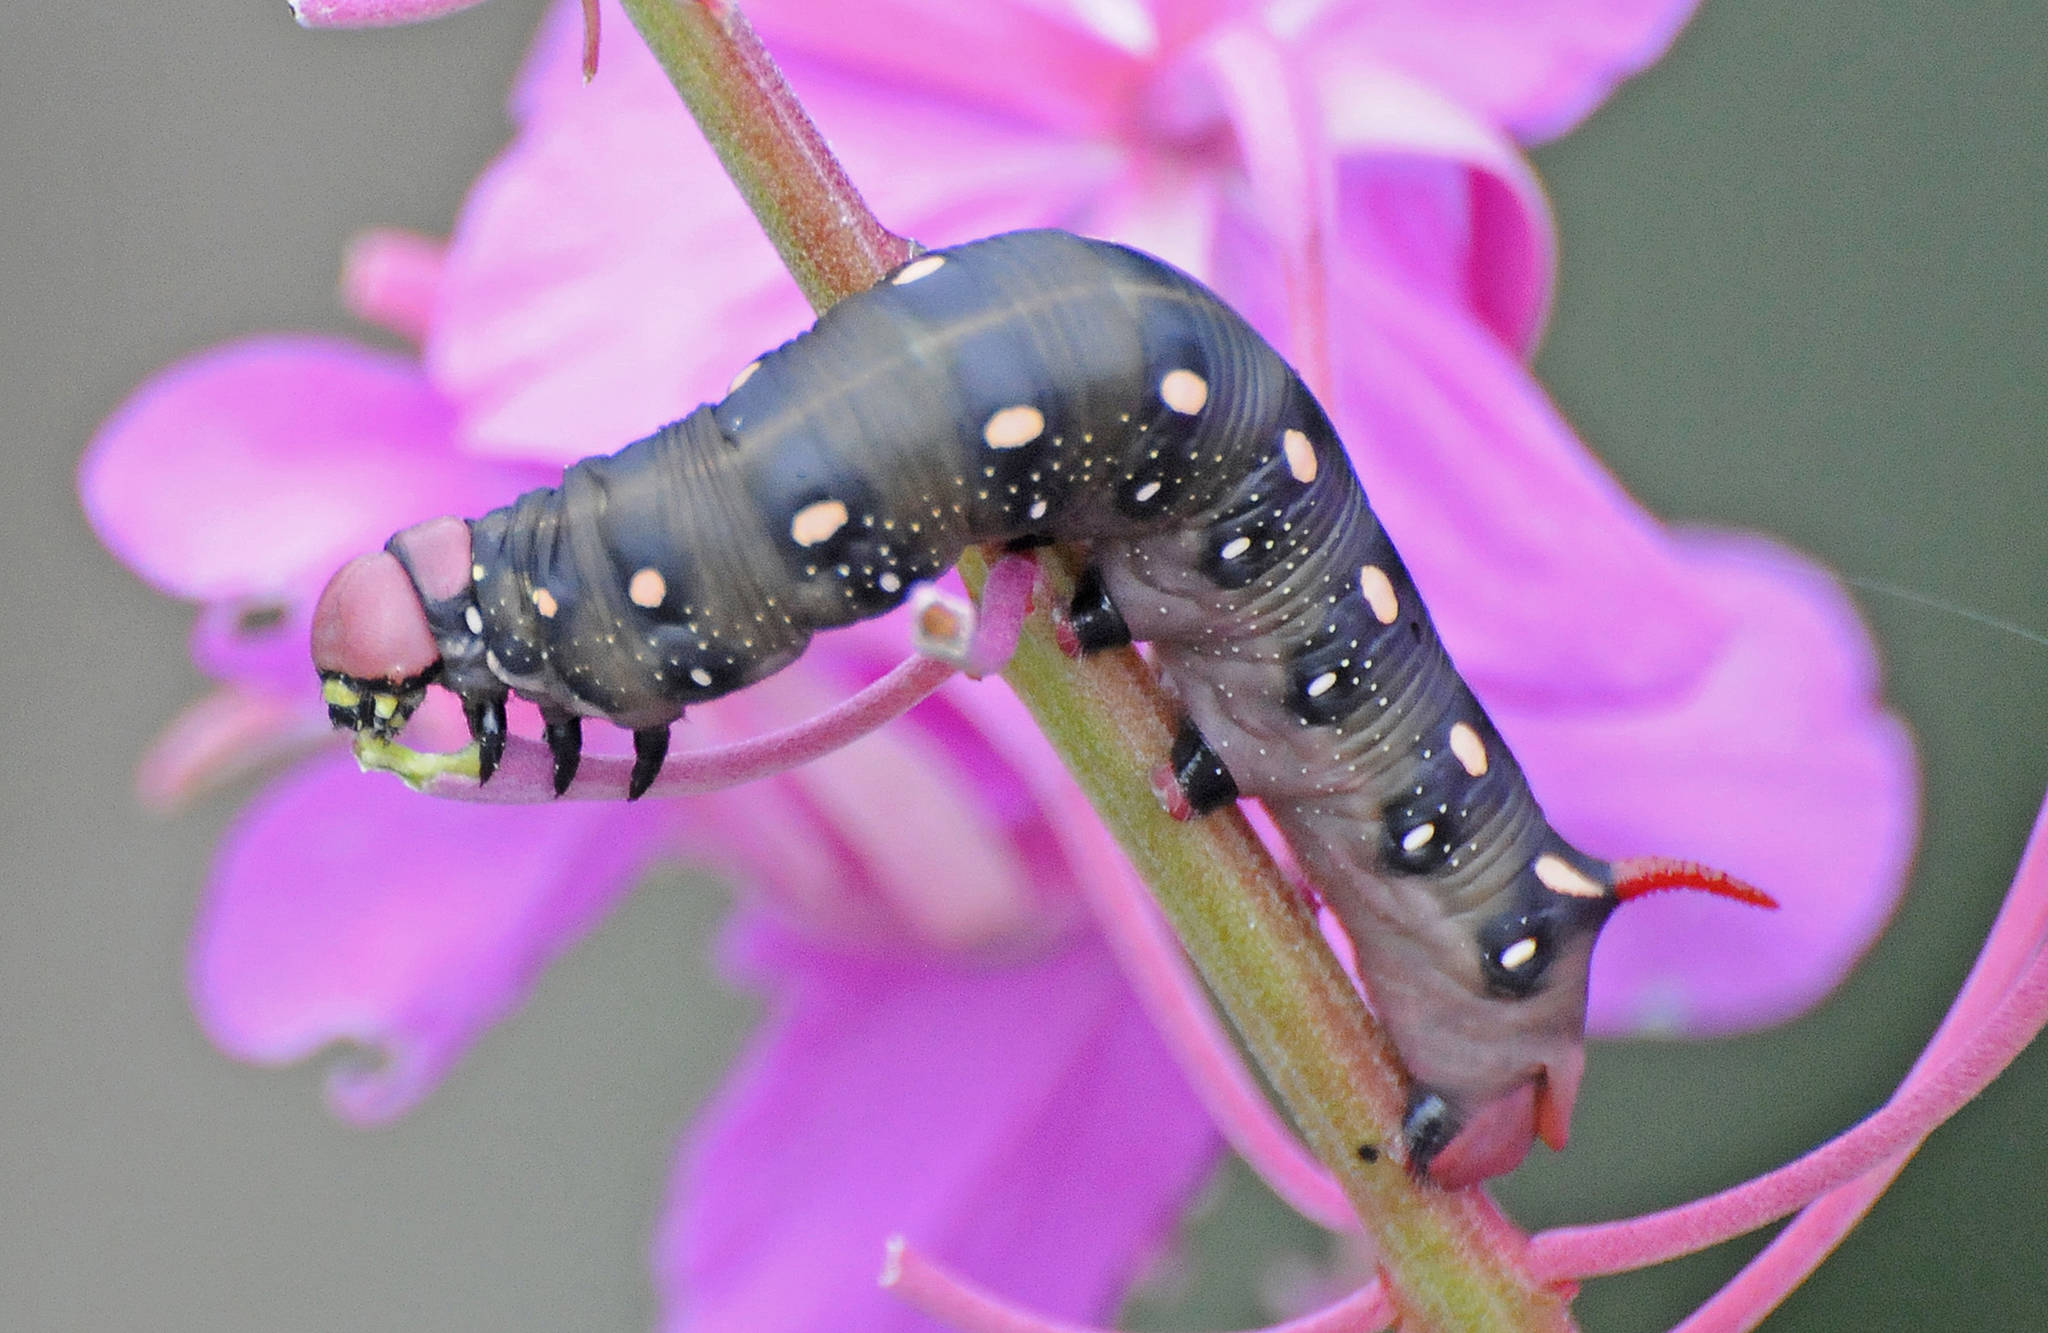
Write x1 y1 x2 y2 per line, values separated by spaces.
1169 717 1239 815
1063 564 1132 654
1401 1090 1459 1180
629 725 671 801
463 691 509 784
540 708 583 797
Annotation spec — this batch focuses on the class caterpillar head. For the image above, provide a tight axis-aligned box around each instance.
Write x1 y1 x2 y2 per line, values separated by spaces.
1363 854 1775 1189
311 517 473 736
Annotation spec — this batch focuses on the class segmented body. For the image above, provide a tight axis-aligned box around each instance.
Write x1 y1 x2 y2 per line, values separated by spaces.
337 230 1631 1180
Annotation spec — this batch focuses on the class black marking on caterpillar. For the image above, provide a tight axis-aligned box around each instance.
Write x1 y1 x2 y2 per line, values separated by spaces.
313 230 1648 1184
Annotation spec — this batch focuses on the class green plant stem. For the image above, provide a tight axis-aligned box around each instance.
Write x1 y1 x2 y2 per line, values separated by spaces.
614 2 1574 1326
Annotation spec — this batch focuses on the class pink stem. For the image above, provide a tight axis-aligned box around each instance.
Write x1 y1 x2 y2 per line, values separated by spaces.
423 558 1036 803
1526 821 2048 1282
424 653 952 802
580 0 600 80
880 1236 1393 1333
1666 792 2048 1331
974 587 1352 1229
961 554 1036 677
1078 849 1357 1231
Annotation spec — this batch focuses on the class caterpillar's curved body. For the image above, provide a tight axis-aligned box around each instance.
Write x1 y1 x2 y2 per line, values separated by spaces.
314 230 1646 1186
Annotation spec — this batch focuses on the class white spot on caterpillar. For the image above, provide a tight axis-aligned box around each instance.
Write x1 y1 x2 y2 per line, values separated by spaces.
1219 535 1252 560
1401 822 1436 853
1028 498 1049 520
1500 937 1540 970
878 571 903 594
1306 670 1338 699
891 254 946 285
791 499 849 547
1358 564 1399 624
727 360 761 395
1283 429 1318 482
471 563 486 582
464 605 484 634
689 667 714 688
627 568 666 609
1535 853 1607 900
984 404 1045 449
531 587 559 618
1160 368 1208 414
1134 479 1162 503
1449 722 1488 776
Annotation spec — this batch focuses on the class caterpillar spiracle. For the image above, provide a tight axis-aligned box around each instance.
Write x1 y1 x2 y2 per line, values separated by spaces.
311 229 1770 1187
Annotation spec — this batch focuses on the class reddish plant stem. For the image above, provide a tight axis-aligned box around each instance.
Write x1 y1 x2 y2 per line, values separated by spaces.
616 0 914 307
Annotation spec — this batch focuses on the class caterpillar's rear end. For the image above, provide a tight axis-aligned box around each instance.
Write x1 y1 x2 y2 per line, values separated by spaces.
313 230 1768 1186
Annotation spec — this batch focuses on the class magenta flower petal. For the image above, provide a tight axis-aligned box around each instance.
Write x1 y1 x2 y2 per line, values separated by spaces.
1517 536 1918 1034
341 227 446 343
656 610 1098 949
437 8 1114 463
1330 262 1717 699
137 686 329 813
1316 67 1556 354
655 915 1219 1332
1299 0 1704 143
192 752 671 1122
744 0 1148 136
81 336 543 695
291 0 490 27
81 337 537 604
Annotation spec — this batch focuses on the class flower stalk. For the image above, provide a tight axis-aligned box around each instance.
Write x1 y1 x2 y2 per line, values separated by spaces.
613 0 1570 1326
617 0 914 306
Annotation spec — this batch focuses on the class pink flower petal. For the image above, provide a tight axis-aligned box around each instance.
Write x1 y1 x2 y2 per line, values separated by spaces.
747 0 1148 136
437 16 1113 463
1330 260 1717 700
513 0 1144 137
1324 257 1915 1031
669 638 1088 951
80 337 531 605
654 915 1219 1332
1198 20 1336 386
291 0 490 26
341 227 446 344
1517 536 1918 1033
1295 0 1705 144
673 602 1102 950
136 686 329 813
191 753 672 1122
1314 65 1555 353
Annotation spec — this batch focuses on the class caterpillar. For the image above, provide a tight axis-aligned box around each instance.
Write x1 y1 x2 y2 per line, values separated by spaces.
311 229 1768 1187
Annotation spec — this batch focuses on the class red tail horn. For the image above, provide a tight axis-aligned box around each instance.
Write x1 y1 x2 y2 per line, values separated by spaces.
1610 857 1779 910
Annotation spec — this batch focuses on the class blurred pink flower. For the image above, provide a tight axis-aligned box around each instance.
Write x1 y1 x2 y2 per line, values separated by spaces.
81 0 1920 1328
291 0 492 27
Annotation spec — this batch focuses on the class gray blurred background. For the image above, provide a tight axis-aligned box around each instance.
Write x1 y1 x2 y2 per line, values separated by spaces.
5 3 2045 1329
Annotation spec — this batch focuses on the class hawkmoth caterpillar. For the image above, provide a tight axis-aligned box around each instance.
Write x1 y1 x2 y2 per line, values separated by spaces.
312 229 1767 1186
